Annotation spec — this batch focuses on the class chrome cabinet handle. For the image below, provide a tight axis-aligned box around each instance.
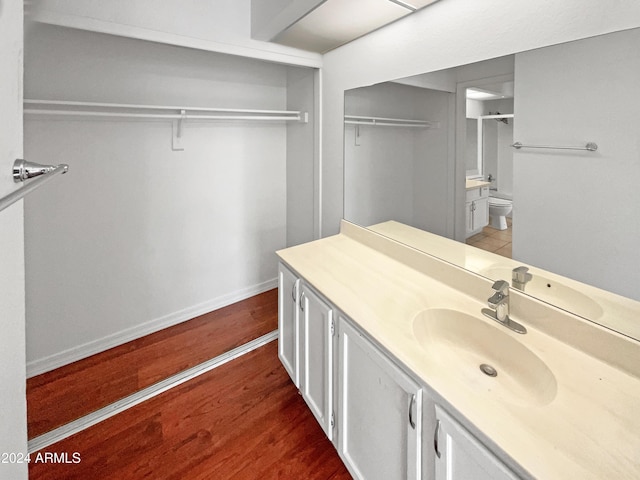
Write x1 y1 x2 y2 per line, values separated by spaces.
408 394 416 429
434 419 441 458
291 284 296 302
299 292 305 312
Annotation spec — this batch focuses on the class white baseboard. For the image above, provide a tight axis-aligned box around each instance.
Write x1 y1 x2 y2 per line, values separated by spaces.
26 278 278 378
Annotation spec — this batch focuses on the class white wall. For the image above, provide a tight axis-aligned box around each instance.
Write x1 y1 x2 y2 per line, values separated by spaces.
29 0 321 67
0 0 28 477
464 118 477 171
23 24 310 373
286 67 317 247
496 121 514 196
513 28 640 300
321 0 640 237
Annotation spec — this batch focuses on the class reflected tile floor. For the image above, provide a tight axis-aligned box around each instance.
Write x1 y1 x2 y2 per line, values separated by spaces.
466 218 512 259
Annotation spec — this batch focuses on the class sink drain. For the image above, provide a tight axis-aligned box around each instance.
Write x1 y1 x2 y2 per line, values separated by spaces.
480 364 497 377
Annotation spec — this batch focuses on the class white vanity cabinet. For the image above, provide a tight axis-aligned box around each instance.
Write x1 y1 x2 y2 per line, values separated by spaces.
299 282 335 440
278 263 300 386
278 262 335 439
434 406 519 480
277 261 520 480
337 317 423 480
465 186 489 238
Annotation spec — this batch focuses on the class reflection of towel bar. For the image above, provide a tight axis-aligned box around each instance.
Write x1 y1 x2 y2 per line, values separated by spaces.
0 160 69 213
511 141 598 152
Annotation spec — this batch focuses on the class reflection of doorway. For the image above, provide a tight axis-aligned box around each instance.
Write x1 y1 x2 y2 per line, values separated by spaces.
457 71 514 241
466 113 514 259
478 114 514 197
459 73 514 250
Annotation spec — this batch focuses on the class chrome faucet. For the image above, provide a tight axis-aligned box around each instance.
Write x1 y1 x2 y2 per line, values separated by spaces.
488 280 510 321
482 280 527 334
512 266 533 291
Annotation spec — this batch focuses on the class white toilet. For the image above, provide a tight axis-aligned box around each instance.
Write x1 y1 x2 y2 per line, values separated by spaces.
488 197 512 230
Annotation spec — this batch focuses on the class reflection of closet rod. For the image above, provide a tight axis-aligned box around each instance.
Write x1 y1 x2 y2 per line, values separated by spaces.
24 99 307 122
344 115 439 128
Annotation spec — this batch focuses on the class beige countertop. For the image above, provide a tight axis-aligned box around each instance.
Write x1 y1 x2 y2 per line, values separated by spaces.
277 221 640 480
466 179 491 190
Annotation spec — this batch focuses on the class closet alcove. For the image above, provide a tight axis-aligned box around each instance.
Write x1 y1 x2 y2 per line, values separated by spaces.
23 23 317 378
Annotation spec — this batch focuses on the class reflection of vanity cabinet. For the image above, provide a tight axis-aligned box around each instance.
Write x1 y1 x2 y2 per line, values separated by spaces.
465 184 489 238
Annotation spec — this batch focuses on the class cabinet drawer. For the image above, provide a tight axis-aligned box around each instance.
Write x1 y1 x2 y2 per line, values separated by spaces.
466 186 489 202
466 188 481 202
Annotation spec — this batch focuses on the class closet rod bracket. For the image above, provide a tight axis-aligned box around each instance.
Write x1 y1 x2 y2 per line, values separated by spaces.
13 159 68 183
172 110 186 151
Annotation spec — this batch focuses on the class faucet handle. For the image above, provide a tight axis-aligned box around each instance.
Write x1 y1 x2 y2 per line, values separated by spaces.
512 266 532 283
491 280 510 295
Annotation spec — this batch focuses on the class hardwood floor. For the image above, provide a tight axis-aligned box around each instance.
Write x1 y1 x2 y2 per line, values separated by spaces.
27 290 278 439
28 341 352 479
27 289 352 478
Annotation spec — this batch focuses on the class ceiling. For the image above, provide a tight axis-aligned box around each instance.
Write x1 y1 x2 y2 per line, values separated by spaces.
466 81 515 101
266 0 440 53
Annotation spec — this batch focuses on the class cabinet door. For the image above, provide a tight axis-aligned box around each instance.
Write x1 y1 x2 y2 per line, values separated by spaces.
278 263 299 386
300 284 334 440
465 201 474 236
474 197 489 230
434 406 519 480
338 317 422 480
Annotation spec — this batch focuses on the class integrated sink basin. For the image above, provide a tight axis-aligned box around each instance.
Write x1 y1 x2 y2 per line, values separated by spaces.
413 308 557 406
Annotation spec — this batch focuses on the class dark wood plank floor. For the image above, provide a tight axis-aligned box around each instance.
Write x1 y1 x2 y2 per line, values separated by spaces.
28 341 352 480
27 289 278 438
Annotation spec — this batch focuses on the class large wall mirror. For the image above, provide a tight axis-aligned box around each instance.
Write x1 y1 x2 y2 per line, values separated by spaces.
343 28 640 341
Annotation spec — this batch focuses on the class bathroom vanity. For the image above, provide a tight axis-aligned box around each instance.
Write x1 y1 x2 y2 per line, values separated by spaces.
465 180 490 238
276 220 640 480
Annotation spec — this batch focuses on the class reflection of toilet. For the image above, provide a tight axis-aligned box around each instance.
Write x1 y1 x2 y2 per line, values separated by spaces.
488 197 512 230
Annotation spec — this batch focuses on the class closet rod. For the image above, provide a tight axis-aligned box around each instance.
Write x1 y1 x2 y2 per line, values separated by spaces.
24 109 302 122
344 114 438 128
344 120 428 128
345 114 430 124
24 99 302 116
0 162 68 214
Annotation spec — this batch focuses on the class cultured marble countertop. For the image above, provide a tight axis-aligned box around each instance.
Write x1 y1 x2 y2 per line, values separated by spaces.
465 179 491 190
276 220 640 480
